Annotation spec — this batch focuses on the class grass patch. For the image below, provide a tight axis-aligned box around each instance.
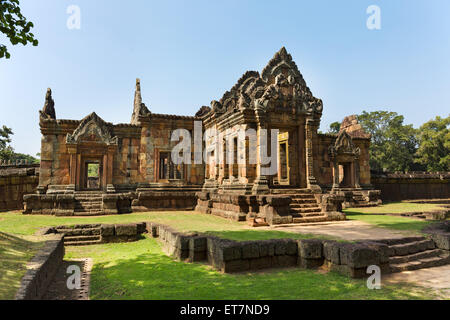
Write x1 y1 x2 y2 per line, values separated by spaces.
0 211 329 241
345 202 444 215
65 236 436 300
343 201 440 233
0 232 44 300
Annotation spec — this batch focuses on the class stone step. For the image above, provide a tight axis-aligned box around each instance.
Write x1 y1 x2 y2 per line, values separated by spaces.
64 240 103 246
290 207 322 214
291 199 317 204
56 227 101 236
290 203 319 208
389 239 435 256
271 188 312 195
73 211 104 216
390 253 450 273
389 249 444 264
75 197 103 201
292 215 329 223
64 235 101 242
373 236 426 246
75 204 103 210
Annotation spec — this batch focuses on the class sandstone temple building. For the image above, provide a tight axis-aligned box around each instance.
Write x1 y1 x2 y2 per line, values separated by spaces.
24 48 381 225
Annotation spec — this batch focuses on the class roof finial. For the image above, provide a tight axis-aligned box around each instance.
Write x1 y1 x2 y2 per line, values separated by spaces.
131 78 150 124
40 88 56 119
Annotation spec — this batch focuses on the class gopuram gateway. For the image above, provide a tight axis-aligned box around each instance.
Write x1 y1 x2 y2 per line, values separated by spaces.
24 48 381 225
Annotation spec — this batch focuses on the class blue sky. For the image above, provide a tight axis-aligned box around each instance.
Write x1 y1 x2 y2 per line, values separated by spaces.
1 0 449 156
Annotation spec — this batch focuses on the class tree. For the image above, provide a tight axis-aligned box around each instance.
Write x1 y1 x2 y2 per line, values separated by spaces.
327 121 341 134
0 125 13 149
0 0 38 59
415 115 450 172
0 125 14 161
0 125 39 163
357 111 419 172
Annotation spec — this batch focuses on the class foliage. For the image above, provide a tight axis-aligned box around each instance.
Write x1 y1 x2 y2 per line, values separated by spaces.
0 125 13 149
327 121 341 134
415 115 450 171
0 0 38 59
0 125 39 163
88 164 100 177
356 111 420 172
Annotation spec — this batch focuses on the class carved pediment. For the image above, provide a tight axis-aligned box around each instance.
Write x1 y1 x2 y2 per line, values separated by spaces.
195 105 211 118
66 112 118 146
329 131 360 159
209 47 323 117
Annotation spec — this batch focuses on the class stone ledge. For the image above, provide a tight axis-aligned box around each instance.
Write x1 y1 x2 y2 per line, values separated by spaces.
423 222 450 250
148 223 387 278
15 234 65 300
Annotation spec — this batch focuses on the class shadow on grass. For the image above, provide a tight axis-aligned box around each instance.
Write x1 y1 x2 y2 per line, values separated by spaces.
345 211 431 233
86 238 433 300
0 232 44 299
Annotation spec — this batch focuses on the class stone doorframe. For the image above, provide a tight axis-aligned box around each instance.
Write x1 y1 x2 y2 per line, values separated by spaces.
66 144 116 192
65 112 118 193
329 131 361 191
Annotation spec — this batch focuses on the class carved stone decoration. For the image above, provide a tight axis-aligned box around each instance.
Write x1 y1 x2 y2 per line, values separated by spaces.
131 78 151 124
66 112 118 146
195 105 211 118
39 88 56 119
329 130 360 159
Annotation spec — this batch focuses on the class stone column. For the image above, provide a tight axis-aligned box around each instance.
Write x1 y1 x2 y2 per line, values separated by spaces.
305 118 321 192
354 160 361 189
298 120 306 188
332 160 339 190
251 117 270 194
67 145 77 190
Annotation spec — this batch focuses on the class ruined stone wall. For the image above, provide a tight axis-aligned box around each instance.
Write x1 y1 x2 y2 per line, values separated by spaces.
354 138 371 186
0 164 39 211
113 134 141 187
139 115 204 185
40 133 70 187
372 172 450 201
315 134 334 187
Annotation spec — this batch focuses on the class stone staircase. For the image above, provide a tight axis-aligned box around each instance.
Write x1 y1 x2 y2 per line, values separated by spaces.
55 224 102 246
271 188 328 223
375 237 450 273
349 191 373 207
74 192 104 216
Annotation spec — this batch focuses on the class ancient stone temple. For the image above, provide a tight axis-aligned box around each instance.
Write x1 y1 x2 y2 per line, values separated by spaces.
24 47 381 224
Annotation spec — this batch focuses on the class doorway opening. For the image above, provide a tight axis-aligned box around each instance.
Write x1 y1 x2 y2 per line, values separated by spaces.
85 161 101 190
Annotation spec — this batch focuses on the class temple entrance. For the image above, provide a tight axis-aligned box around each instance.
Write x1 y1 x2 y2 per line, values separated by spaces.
82 159 102 190
277 132 290 185
338 162 353 188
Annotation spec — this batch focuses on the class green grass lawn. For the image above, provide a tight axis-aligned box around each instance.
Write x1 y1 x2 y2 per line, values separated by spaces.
343 202 446 233
0 232 44 300
65 235 437 300
0 211 332 241
1 202 445 300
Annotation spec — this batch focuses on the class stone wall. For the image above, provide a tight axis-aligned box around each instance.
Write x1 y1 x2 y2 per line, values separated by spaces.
372 172 450 201
148 223 388 278
15 234 64 300
0 164 39 211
